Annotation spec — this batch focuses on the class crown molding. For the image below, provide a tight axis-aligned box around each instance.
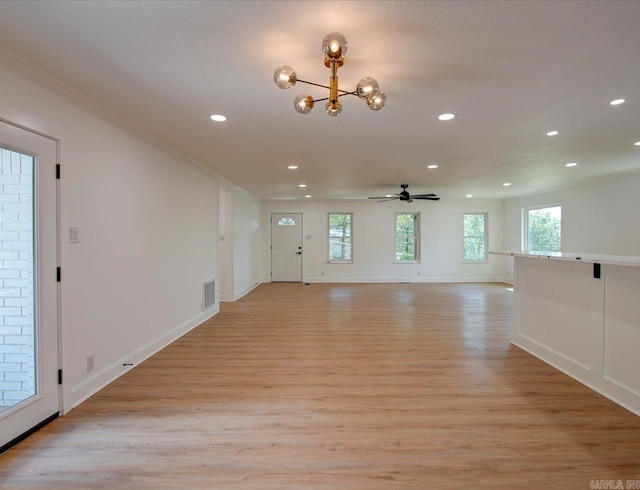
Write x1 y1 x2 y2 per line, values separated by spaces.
0 46 252 196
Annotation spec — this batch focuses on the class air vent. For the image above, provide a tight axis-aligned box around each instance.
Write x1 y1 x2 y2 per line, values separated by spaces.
203 279 216 310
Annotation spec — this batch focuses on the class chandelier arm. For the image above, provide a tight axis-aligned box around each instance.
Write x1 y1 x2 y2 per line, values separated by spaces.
296 79 357 97
296 78 331 90
312 93 358 103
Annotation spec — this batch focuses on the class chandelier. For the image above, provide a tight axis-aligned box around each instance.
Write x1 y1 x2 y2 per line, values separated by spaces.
273 32 386 117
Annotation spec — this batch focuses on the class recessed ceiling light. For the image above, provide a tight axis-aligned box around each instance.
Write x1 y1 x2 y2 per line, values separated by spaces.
427 164 438 169
566 162 578 167
546 130 559 136
305 195 312 198
635 141 640 146
210 114 227 122
385 194 393 198
298 184 307 188
610 98 625 106
438 113 456 121
466 194 473 198
503 182 511 187
288 165 298 170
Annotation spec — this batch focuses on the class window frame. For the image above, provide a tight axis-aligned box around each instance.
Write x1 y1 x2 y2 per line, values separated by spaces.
522 203 562 254
462 212 489 263
327 212 353 263
394 212 421 263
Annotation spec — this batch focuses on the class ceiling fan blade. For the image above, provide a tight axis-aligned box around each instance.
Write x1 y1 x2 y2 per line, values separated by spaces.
411 193 437 198
377 198 399 202
413 196 440 200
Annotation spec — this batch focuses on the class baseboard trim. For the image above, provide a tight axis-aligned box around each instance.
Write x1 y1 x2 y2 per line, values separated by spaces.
303 276 508 284
69 306 219 410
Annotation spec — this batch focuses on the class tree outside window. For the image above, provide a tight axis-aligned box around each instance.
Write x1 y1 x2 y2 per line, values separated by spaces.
526 205 561 253
395 213 420 261
328 213 352 262
463 212 488 262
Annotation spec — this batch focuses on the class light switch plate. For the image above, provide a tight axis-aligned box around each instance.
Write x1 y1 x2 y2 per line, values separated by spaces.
69 227 80 243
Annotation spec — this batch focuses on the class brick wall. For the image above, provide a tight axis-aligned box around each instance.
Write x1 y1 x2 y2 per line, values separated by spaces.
0 147 35 409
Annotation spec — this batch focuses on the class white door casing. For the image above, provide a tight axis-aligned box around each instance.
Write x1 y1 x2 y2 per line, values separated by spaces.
218 187 233 302
0 120 59 450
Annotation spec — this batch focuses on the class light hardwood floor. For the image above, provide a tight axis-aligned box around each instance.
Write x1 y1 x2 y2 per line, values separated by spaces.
1 283 639 489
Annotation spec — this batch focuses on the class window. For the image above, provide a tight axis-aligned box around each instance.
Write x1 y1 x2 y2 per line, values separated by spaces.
277 217 296 226
524 205 561 253
395 212 420 262
463 212 488 262
328 213 352 262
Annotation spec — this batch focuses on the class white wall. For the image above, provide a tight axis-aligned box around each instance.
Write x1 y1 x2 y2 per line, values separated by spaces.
263 198 505 283
232 187 262 300
0 60 221 412
503 170 640 279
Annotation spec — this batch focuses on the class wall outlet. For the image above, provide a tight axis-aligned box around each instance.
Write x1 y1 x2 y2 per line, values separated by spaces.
417 270 421 275
321 271 324 276
87 355 94 372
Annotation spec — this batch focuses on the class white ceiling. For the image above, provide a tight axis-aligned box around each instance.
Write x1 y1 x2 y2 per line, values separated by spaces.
1 0 639 200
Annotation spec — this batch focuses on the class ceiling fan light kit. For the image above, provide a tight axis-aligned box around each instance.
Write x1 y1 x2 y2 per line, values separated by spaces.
274 32 386 116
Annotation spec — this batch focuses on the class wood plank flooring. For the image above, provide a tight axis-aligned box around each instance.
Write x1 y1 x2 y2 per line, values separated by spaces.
1 283 639 488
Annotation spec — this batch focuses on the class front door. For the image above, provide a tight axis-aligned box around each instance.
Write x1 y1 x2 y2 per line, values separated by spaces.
271 213 302 282
0 120 59 451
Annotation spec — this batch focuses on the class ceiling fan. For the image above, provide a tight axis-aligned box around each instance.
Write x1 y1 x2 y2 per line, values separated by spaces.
369 184 440 203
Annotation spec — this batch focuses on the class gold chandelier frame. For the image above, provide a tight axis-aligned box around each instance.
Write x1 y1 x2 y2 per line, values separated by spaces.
274 32 386 117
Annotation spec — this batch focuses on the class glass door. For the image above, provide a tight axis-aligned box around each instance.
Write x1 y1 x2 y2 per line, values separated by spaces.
0 120 59 451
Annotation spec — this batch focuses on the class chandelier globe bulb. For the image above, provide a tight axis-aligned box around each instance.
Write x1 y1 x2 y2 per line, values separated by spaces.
274 65 297 89
294 95 314 114
322 32 348 59
367 92 386 111
325 100 343 117
356 77 380 100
